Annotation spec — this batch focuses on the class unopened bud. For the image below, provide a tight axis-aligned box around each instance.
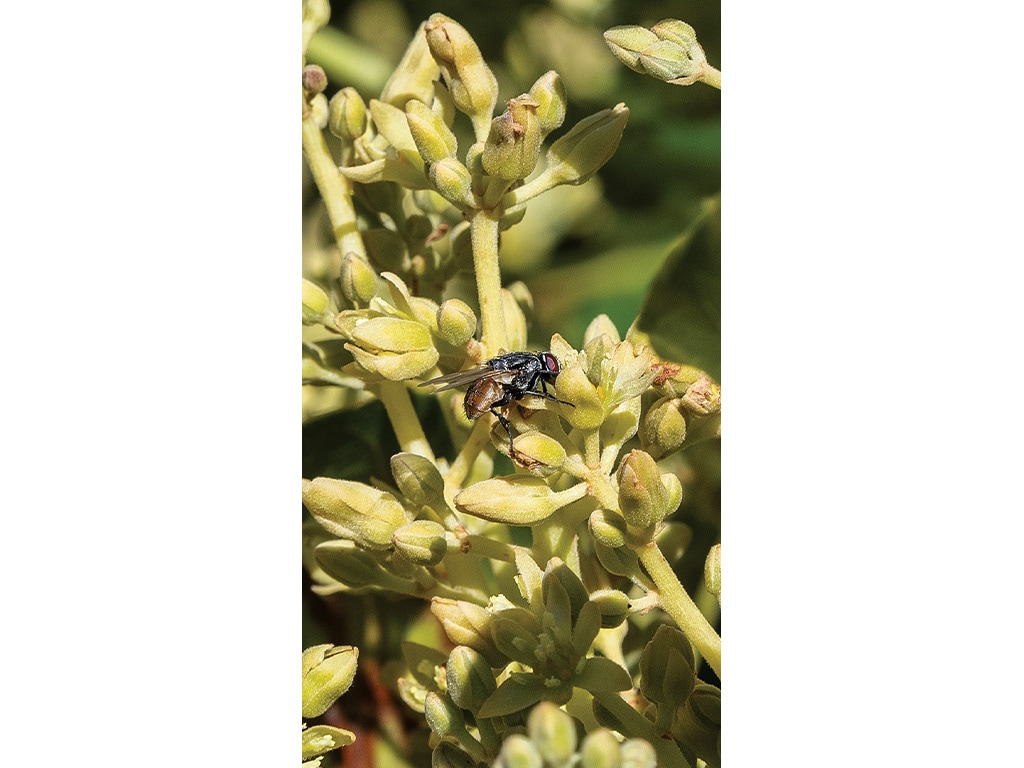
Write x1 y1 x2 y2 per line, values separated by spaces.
617 449 669 529
406 98 458 163
639 625 695 712
589 509 627 549
541 104 629 187
424 690 466 740
528 701 578 766
301 644 358 718
436 299 477 347
482 96 542 181
391 452 446 507
430 598 505 667
455 476 588 526
424 14 499 137
528 70 567 138
705 543 721 601
428 157 475 209
392 519 447 565
495 735 543 768
302 477 408 549
603 25 660 74
339 252 377 306
589 588 630 628
580 730 622 768
302 64 328 96
640 396 687 459
445 646 497 712
302 278 330 324
328 87 368 141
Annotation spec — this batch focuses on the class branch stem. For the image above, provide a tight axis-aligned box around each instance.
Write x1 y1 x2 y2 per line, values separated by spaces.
375 381 435 462
301 115 366 258
469 210 507 356
636 540 721 679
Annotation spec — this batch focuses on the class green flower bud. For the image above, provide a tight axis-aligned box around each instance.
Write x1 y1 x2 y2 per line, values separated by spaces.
543 558 590 624
528 71 567 138
640 396 687 459
455 476 588 526
603 25 660 74
327 87 367 141
424 690 466 740
339 252 378 306
505 432 566 472
346 345 440 381
430 598 505 667
405 98 458 163
424 14 499 138
528 701 578 765
705 543 721 602
302 64 327 97
580 729 622 768
362 227 410 273
302 477 409 549
495 734 543 768
650 19 707 84
301 724 356 761
347 316 432 354
589 509 627 549
392 519 447 565
617 450 670 529
661 472 682 517
639 625 695 734
445 646 497 712
637 39 695 82
589 588 630 628
619 739 658 768
391 452 446 507
482 96 543 181
540 103 629 187
301 644 358 718
436 299 477 347
302 278 330 325
314 539 416 591
428 157 476 209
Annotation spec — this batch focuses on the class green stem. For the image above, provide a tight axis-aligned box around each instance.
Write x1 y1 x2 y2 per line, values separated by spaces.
446 416 494 488
702 64 722 89
301 114 366 259
636 540 721 680
469 210 507 356
376 381 435 462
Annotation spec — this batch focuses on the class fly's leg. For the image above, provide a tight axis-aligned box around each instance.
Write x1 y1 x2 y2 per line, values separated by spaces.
491 407 537 468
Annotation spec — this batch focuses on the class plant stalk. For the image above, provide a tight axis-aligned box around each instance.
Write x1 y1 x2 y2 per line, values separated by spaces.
301 115 367 259
375 381 435 462
469 209 507 356
636 540 721 679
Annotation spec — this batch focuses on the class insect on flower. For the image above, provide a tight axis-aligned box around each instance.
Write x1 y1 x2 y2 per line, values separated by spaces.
419 351 574 465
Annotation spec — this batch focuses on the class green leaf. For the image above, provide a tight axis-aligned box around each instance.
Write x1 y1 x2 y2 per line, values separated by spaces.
634 195 720 380
478 675 548 718
575 656 632 693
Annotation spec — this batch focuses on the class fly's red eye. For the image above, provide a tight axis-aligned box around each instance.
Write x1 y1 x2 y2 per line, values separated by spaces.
541 352 560 374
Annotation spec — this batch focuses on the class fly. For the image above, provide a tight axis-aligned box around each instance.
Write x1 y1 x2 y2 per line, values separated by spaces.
419 351 574 465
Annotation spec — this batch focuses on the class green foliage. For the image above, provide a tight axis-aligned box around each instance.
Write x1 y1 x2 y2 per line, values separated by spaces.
301 3 720 765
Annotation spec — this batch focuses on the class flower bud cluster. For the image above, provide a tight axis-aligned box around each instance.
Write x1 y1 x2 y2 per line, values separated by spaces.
604 19 709 85
637 625 721 766
430 556 632 723
332 271 463 382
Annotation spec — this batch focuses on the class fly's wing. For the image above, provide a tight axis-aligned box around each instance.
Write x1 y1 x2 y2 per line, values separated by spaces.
419 366 515 392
